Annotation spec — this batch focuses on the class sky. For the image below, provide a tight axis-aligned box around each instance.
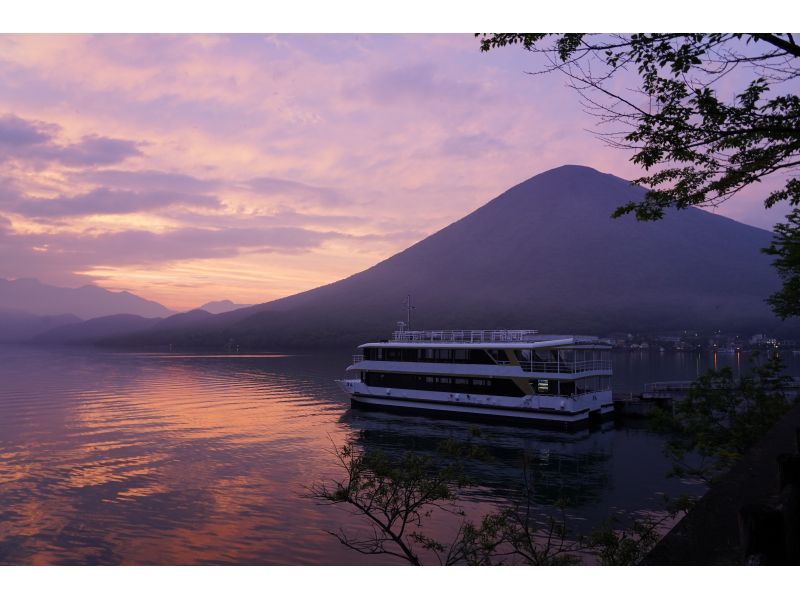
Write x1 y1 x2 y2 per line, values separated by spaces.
0 33 794 310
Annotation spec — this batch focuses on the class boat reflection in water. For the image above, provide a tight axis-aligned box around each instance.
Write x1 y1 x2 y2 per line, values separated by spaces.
339 405 695 535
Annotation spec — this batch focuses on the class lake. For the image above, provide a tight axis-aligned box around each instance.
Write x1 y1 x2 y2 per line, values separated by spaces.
1 346 796 564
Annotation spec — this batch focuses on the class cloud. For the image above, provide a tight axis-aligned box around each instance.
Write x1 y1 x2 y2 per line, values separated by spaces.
350 62 487 105
0 218 419 286
0 224 343 286
244 177 346 206
6 188 221 218
176 207 369 229
439 133 509 158
70 226 339 264
77 169 220 194
0 113 140 166
55 135 141 167
0 113 56 146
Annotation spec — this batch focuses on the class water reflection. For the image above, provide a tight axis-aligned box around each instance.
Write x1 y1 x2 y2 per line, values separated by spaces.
1 347 795 564
343 408 614 510
0 348 359 564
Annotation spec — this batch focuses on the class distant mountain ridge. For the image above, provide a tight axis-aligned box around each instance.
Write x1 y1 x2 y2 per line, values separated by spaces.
0 309 82 343
28 310 221 345
33 313 159 344
0 277 175 319
198 300 253 314
96 164 787 350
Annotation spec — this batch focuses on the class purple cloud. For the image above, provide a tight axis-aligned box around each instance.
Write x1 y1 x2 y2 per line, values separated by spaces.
439 133 509 158
77 169 219 194
0 224 341 283
245 176 345 205
6 187 221 218
350 62 487 105
0 113 55 147
176 207 370 229
55 135 141 167
0 217 416 285
65 226 339 264
0 113 140 167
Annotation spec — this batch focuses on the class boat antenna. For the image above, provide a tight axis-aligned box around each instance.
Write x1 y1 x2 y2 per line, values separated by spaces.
403 293 416 330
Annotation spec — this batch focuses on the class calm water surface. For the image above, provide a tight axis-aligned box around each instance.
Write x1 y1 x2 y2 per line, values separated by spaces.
1 347 798 565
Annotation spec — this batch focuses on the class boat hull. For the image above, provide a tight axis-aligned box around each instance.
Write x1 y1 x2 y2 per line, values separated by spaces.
337 379 612 428
350 394 612 429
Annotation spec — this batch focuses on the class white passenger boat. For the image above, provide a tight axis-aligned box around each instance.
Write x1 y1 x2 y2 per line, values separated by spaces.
336 326 613 428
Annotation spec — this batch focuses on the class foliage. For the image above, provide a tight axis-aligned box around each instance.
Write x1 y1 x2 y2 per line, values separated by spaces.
764 208 800 318
589 515 665 566
309 440 667 565
652 351 795 483
478 33 800 317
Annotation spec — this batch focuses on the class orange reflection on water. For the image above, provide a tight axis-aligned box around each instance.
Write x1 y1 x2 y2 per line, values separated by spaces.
0 352 352 564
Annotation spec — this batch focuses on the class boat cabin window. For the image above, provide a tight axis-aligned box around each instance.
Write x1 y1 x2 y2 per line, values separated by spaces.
453 349 469 361
575 376 611 394
362 347 495 364
528 378 608 396
487 349 506 364
529 379 558 394
363 372 522 397
515 349 532 363
361 345 607 365
535 349 556 362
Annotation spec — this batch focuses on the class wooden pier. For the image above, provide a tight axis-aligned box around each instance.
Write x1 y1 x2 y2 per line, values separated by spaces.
612 381 693 417
614 378 800 418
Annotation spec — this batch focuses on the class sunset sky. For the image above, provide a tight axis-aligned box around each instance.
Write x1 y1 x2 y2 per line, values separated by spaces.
0 33 792 310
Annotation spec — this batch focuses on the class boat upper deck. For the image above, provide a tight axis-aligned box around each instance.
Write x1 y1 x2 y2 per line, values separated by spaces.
358 329 609 350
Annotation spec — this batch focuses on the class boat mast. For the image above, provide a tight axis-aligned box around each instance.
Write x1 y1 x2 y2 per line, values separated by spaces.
403 293 415 330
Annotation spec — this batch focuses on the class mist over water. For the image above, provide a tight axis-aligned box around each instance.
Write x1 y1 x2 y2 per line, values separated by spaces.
1 347 796 565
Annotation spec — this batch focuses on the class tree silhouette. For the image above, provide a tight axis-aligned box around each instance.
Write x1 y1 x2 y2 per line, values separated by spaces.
478 34 800 317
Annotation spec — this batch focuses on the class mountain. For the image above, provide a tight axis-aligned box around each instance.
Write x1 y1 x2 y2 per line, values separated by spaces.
0 278 175 319
197 300 253 314
33 314 160 344
31 310 222 345
155 309 214 328
99 165 787 349
0 309 82 343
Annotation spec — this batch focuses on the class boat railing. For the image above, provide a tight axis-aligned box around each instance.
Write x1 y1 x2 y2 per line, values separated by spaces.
521 359 612 373
643 381 694 392
534 390 611 400
391 329 540 343
352 354 364 365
